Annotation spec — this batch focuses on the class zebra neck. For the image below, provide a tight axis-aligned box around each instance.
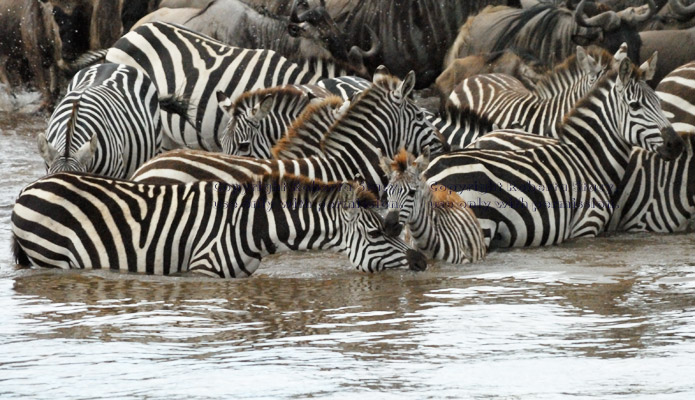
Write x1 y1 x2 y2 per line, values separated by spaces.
278 155 386 195
558 84 631 190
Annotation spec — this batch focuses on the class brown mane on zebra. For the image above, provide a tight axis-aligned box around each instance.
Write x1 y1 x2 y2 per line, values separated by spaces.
532 45 615 97
259 173 379 208
270 96 345 158
228 86 309 116
390 149 464 205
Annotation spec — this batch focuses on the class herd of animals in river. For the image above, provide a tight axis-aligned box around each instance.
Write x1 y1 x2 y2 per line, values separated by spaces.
3 0 695 278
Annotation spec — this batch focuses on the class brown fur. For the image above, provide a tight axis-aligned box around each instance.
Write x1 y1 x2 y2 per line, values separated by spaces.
444 5 513 67
262 173 378 208
430 184 466 204
390 148 412 173
271 96 344 158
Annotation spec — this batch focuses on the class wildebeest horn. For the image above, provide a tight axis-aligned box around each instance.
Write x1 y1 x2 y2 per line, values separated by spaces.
575 0 621 31
348 26 381 64
290 0 309 23
616 0 657 25
670 0 695 18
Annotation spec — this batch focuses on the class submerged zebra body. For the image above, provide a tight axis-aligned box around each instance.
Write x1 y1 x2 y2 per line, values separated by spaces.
11 172 427 277
449 46 622 139
381 149 486 264
105 22 362 151
37 63 165 179
608 133 695 233
422 57 684 249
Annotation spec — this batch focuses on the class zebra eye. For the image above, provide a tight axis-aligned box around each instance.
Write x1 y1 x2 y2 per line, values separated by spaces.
629 101 641 111
367 229 382 238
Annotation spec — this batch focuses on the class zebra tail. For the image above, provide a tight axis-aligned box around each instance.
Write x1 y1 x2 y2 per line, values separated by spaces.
11 233 30 267
62 49 108 74
158 94 199 132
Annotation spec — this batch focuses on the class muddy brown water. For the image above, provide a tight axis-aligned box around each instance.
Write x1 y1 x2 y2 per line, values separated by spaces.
1 107 694 399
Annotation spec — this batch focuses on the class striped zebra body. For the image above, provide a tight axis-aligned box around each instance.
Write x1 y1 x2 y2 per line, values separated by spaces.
105 22 359 151
608 133 695 233
37 63 161 179
656 61 695 134
467 129 561 151
381 149 486 264
423 57 683 249
316 76 371 100
430 105 496 150
449 46 620 139
11 172 427 277
132 70 446 195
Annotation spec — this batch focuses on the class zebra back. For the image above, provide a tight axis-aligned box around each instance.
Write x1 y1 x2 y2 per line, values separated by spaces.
38 63 161 179
12 172 426 276
105 22 363 151
430 105 496 149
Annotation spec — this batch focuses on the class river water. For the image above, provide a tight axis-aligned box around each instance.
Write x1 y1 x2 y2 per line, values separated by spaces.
1 106 694 399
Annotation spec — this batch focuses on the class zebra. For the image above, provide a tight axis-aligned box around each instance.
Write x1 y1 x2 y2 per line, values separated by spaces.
104 22 365 151
656 61 695 135
607 133 695 233
421 55 685 249
131 69 446 196
216 85 327 158
11 172 428 277
430 105 496 150
448 45 625 139
36 63 188 179
381 148 487 264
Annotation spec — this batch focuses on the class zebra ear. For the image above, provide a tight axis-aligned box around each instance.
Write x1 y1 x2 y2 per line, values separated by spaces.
74 135 98 167
253 95 274 121
639 51 658 82
413 147 430 173
396 71 416 99
616 57 632 91
379 155 393 175
37 133 58 164
216 91 234 112
576 46 599 75
373 65 391 83
613 42 628 64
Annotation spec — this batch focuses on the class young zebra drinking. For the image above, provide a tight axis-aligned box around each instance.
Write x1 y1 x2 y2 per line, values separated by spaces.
381 149 486 264
11 173 427 278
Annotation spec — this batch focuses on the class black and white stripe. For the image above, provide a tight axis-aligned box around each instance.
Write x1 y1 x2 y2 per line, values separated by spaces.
449 46 623 139
11 172 427 277
656 61 695 135
105 22 361 151
422 57 684 249
381 149 486 264
37 63 163 179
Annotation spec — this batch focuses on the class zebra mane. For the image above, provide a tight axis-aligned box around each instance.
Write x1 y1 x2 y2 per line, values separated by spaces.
258 173 378 208
231 86 310 116
319 76 401 151
64 101 80 159
391 148 413 173
534 46 614 98
271 96 345 158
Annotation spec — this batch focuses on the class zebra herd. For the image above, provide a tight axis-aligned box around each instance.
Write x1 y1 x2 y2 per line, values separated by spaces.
10 20 695 279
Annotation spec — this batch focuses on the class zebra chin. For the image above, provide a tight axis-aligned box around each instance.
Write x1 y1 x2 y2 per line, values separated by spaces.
384 211 404 237
656 127 685 161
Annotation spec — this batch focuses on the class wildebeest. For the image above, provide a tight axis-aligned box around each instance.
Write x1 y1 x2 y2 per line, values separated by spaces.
435 50 547 109
445 0 655 69
284 0 523 88
639 26 695 86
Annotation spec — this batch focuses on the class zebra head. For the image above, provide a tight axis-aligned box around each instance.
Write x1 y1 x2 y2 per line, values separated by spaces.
217 91 274 157
373 66 449 158
338 183 427 272
613 54 684 160
380 148 430 237
37 101 98 175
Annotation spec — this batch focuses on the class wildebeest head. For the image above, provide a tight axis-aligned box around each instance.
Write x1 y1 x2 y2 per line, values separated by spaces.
573 0 656 62
49 0 91 62
288 0 380 76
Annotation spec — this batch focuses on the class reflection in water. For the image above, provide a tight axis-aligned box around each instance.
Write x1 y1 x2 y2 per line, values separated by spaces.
1 113 694 399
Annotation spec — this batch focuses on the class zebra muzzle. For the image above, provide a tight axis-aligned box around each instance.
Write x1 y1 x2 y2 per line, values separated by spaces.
406 249 428 272
384 211 404 237
657 127 685 161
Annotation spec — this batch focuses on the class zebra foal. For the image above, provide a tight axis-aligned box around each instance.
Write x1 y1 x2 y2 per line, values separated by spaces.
381 149 486 264
11 173 427 277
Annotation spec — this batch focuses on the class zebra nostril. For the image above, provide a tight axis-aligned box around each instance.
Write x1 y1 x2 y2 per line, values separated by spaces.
238 141 250 153
406 250 427 272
